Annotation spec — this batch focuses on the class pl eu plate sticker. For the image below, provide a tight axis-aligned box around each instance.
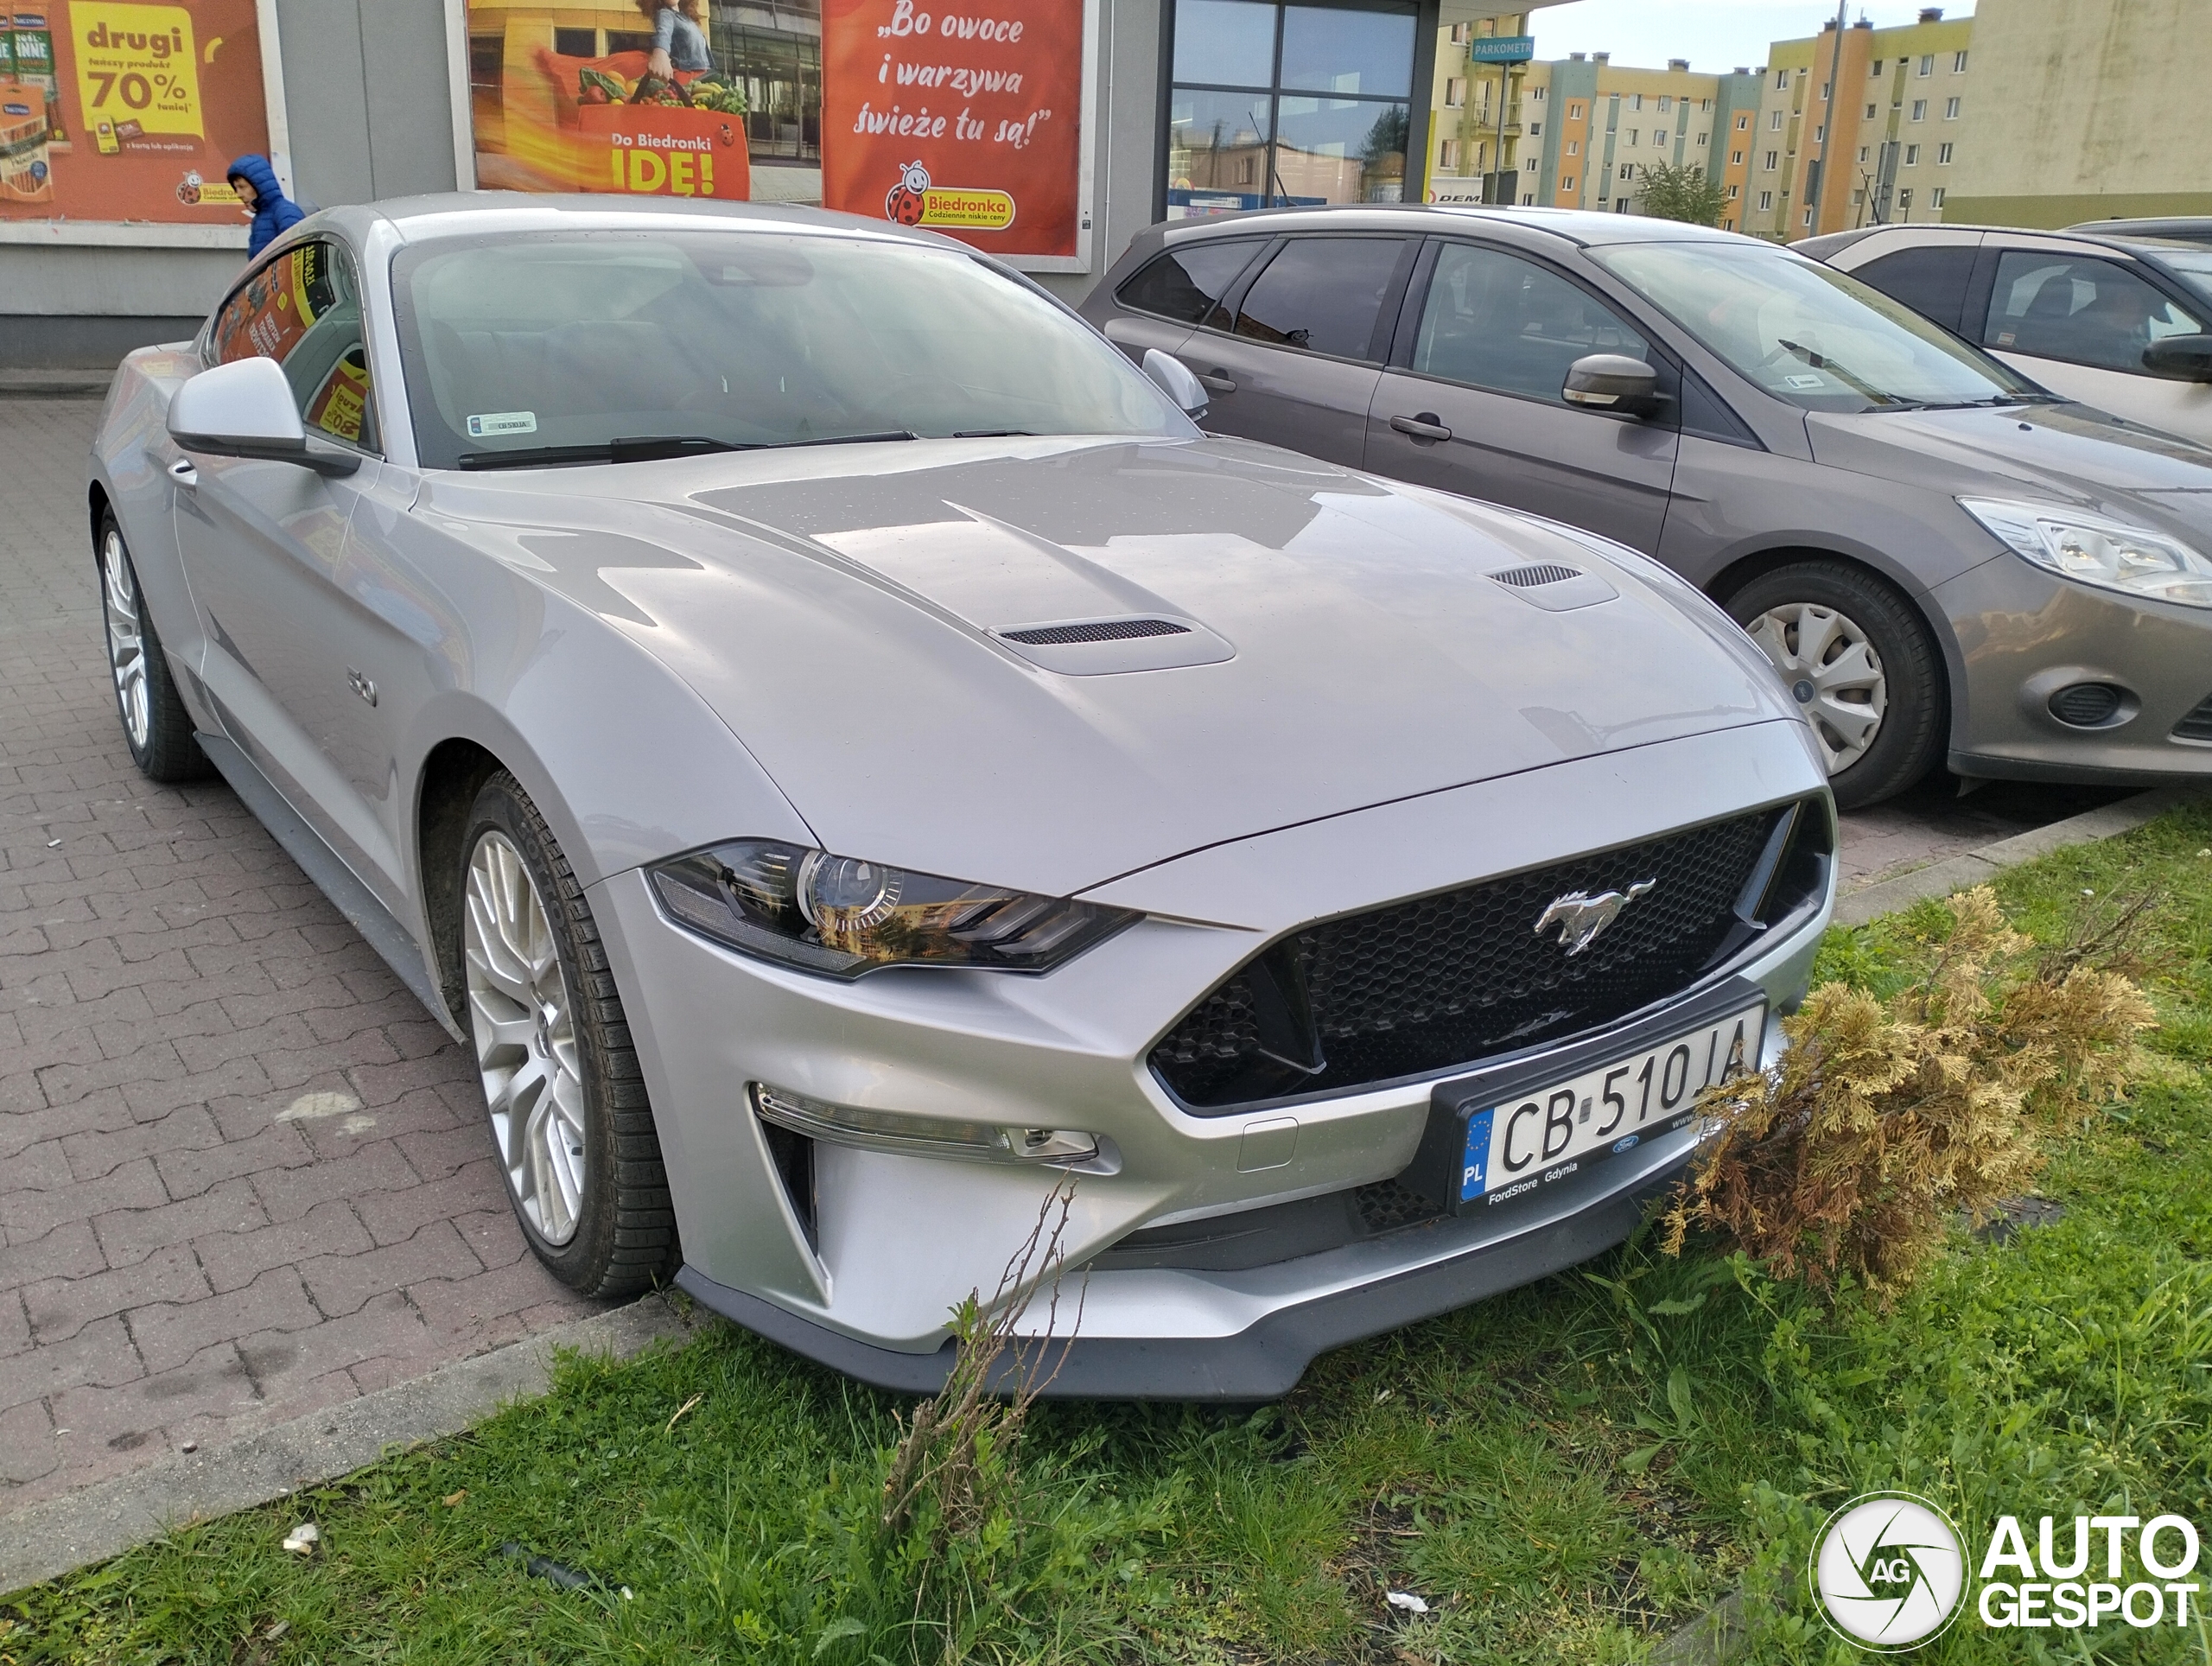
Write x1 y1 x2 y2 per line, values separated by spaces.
1459 1107 1494 1202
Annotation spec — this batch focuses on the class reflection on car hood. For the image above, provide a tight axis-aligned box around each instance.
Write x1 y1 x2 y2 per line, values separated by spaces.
1809 401 2212 537
418 435 1802 897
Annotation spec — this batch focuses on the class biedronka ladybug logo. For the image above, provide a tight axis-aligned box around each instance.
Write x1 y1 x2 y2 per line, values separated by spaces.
885 160 931 225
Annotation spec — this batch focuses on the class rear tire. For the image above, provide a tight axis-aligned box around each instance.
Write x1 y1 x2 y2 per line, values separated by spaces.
1726 560 1945 811
460 771 677 1298
98 513 210 784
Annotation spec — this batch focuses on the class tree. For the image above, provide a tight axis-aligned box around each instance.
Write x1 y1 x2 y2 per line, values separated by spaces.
1634 161 1728 226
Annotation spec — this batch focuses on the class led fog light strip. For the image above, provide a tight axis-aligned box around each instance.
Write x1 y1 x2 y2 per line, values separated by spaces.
751 1084 1098 1165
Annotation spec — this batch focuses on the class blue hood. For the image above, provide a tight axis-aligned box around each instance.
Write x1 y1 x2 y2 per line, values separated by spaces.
226 154 305 255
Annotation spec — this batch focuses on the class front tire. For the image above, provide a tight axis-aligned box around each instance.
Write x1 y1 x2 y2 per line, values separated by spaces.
461 771 677 1297
98 514 209 783
1726 560 1944 810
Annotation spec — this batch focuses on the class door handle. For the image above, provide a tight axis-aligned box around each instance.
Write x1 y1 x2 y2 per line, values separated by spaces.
168 456 199 489
1196 369 1237 394
1390 412 1452 442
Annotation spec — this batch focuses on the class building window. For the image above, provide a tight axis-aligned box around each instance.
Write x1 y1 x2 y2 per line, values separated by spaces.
1803 207 1814 226
1439 138 1459 169
1820 79 1829 99
1565 138 1579 156
1728 182 1739 198
1529 120 1541 137
1695 130 1707 145
1700 98 1712 111
1730 148 1744 165
1625 128 1637 145
1735 111 1750 130
1917 54 1933 75
1764 149 1778 169
1774 68 1788 88
1445 77 1465 106
1904 143 1919 165
1857 145 1868 163
1813 124 1824 143
1953 50 1967 72
1619 162 1633 180
1770 110 1783 130
1530 86 1544 101
1871 58 1883 75
1567 101 1584 119
1944 96 1961 118
1448 22 1467 42
1910 99 1926 120
1561 175 1575 192
1630 92 1643 110
553 26 598 56
1898 187 1914 210
1930 186 1945 207
1758 188 1773 209
1936 141 1953 164
1657 94 1670 113
1864 102 1877 119
1166 1 1420 217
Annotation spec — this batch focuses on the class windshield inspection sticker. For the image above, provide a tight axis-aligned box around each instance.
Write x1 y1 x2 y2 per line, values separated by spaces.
467 410 538 438
1784 372 1827 389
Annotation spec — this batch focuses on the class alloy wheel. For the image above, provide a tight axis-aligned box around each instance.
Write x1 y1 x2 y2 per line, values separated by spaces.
1745 601 1888 775
464 830 588 1245
101 531 150 750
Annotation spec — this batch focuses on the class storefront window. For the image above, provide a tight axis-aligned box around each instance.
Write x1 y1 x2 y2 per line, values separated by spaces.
1166 0 1415 218
709 0 822 163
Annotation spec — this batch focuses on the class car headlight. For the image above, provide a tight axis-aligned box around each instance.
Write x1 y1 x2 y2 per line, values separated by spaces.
647 839 1136 977
1959 498 2212 608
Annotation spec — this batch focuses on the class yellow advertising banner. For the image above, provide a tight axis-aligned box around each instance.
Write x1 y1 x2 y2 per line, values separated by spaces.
70 2 203 138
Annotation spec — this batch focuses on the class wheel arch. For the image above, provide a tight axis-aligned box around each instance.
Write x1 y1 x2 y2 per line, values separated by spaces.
1704 542 1963 741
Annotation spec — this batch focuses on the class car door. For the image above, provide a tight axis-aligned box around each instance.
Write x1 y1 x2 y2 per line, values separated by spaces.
1094 236 1272 366
173 238 412 906
1172 233 1414 463
1976 248 2212 444
1363 238 1681 551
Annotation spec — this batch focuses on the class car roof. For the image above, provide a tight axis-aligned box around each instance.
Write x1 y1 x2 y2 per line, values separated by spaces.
1795 222 2210 264
1150 203 1760 253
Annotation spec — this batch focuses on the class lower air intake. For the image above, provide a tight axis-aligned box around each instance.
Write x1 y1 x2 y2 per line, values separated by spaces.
2174 692 2212 742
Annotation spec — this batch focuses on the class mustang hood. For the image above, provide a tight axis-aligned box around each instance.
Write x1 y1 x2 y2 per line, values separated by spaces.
421 436 1801 897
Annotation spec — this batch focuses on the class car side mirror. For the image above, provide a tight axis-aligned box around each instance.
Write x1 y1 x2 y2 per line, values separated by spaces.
1562 353 1662 418
2141 334 2212 383
1142 347 1211 418
168 356 360 476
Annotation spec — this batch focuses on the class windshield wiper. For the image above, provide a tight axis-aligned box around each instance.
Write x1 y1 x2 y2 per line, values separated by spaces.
1774 338 1923 410
952 429 1032 438
459 435 751 470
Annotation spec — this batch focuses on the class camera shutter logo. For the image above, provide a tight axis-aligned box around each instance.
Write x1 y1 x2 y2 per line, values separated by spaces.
1811 1492 1967 1650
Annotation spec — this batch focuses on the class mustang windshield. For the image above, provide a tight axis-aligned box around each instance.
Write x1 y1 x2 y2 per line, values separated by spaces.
1588 239 2043 413
391 229 1191 468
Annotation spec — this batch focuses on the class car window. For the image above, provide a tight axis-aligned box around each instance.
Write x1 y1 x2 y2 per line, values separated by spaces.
1411 242 1650 404
1982 252 2202 372
1233 237 1407 360
1116 240 1267 327
390 230 1189 469
2150 246 2212 308
1589 239 2037 412
211 240 379 451
1852 244 1980 334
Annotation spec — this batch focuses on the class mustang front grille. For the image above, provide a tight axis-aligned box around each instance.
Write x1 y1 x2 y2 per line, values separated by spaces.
1150 798 1829 1111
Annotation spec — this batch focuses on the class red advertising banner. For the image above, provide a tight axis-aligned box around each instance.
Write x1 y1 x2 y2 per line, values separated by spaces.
821 0 1084 263
1 1 272 225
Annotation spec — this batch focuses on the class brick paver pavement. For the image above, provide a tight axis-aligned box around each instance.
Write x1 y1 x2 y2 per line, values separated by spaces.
0 393 2110 1520
1 399 598 1513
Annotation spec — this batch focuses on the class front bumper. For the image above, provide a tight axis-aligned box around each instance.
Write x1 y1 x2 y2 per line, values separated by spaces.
1936 554 2212 784
591 721 1831 1396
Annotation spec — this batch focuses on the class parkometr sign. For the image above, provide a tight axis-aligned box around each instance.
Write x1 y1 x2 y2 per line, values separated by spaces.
1468 35 1534 63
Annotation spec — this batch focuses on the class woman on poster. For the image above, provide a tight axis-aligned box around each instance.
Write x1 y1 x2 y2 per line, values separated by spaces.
641 0 713 81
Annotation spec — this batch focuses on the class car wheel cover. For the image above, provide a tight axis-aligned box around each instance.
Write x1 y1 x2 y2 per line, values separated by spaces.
1745 601 1887 776
465 830 588 1246
101 531 150 751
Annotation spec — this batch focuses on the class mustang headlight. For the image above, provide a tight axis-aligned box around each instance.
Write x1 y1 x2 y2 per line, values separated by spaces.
1960 498 2212 608
647 839 1136 976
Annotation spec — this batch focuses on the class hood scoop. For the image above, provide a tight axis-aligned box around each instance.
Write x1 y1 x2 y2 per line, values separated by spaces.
993 614 1233 674
1488 562 1618 613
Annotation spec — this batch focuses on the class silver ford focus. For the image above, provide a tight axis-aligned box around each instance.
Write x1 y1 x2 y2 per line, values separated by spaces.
86 196 1834 1396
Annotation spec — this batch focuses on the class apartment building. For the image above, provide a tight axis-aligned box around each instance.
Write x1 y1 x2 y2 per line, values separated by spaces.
1741 8 1972 241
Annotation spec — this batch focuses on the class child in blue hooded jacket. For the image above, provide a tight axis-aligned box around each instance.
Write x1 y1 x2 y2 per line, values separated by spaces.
226 154 306 257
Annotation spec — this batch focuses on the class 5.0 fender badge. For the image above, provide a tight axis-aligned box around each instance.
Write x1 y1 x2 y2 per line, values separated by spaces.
1534 879 1656 955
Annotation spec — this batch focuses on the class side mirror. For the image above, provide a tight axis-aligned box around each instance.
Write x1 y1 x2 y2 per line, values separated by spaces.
168 356 359 476
1562 353 1662 418
1142 347 1211 419
2141 334 2212 383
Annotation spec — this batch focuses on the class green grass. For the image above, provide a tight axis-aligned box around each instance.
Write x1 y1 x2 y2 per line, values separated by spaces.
7 808 2211 1666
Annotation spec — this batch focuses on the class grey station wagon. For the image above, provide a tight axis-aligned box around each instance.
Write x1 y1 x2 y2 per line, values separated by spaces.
1082 207 2212 808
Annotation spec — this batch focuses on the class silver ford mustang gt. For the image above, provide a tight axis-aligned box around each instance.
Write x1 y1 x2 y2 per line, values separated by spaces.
86 196 1835 1397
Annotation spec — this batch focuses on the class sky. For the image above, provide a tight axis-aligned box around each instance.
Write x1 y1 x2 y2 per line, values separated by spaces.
1525 0 1977 76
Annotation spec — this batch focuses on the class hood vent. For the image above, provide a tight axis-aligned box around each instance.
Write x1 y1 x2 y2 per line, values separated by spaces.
1492 563 1584 588
1003 618 1192 645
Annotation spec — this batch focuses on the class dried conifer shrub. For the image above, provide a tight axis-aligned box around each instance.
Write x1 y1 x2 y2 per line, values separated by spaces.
1661 887 2156 1298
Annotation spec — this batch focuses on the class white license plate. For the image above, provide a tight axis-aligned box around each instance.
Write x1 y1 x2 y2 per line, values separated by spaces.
1454 1002 1765 1208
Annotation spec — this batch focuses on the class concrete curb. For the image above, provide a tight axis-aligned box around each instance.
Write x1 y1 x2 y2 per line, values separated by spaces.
0 1294 695 1597
1835 783 2209 928
0 371 111 400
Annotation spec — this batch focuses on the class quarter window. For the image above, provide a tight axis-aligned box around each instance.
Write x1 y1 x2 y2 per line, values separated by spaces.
210 239 378 450
1411 242 1649 405
1116 239 1266 327
1232 237 1406 360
